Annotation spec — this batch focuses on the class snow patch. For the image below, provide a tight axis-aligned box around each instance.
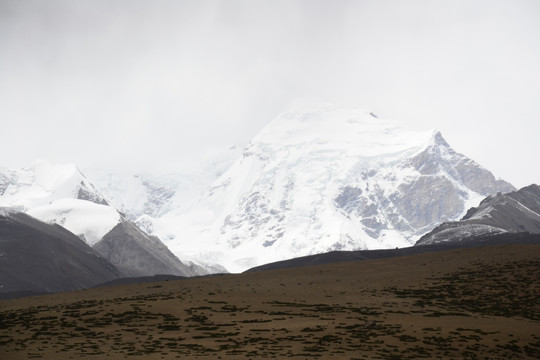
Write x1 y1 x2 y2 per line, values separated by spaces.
27 198 121 246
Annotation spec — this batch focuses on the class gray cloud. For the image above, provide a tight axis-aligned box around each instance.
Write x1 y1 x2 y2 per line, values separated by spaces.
1 0 539 186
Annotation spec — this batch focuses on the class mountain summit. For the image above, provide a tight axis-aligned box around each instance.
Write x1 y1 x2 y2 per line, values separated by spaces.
138 107 514 272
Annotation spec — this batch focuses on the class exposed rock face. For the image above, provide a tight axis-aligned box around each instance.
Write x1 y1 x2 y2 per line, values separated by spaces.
393 175 464 230
406 133 513 195
77 182 109 205
93 219 206 277
416 184 540 245
0 172 10 196
0 210 121 295
337 131 515 239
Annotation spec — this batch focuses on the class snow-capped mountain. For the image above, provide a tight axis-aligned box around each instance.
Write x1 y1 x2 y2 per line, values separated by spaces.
417 184 540 245
131 106 514 272
0 160 208 277
6 107 514 274
0 160 120 244
0 160 108 208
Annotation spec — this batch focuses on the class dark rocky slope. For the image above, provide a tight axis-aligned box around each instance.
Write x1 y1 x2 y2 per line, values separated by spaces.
93 219 205 277
247 232 540 272
0 210 121 297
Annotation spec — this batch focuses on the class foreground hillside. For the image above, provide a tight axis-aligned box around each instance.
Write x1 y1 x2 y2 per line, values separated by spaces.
0 244 538 359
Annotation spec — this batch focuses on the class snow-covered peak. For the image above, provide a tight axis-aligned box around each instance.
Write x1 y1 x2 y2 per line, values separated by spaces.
26 159 80 191
138 106 516 273
247 106 434 159
0 159 108 210
428 131 451 148
0 160 117 246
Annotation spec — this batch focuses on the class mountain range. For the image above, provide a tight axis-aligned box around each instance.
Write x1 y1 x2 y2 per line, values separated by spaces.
97 106 513 272
0 161 209 280
0 106 531 288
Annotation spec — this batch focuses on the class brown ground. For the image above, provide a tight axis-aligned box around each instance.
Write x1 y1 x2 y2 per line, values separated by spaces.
0 244 539 359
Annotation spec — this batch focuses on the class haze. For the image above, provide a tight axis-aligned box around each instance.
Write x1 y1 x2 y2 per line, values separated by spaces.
1 0 539 188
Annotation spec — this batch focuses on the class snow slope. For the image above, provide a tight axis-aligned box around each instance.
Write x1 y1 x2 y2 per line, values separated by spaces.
0 160 109 209
27 198 120 246
0 160 118 243
135 106 514 272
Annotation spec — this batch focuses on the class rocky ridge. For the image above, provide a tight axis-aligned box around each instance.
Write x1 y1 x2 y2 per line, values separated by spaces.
417 184 540 245
0 209 121 296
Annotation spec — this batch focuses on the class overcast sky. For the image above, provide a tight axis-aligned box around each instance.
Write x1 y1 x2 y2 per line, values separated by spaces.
1 0 539 188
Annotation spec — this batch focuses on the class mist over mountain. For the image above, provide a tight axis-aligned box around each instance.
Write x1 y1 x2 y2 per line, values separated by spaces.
85 145 242 221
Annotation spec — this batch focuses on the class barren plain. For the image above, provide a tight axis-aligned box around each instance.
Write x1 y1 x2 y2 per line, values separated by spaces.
1 244 538 359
